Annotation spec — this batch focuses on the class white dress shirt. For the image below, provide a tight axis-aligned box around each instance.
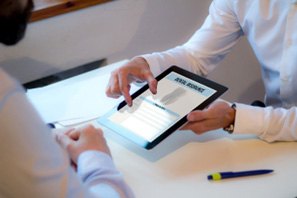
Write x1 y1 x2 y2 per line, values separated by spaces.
141 0 297 142
0 69 134 197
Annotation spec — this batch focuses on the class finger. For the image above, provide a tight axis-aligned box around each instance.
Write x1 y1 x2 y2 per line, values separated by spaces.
68 130 81 140
180 121 208 134
180 123 190 131
187 110 208 122
105 72 121 98
147 75 158 94
122 84 132 107
64 128 76 136
53 128 74 141
78 124 99 139
56 133 74 149
118 72 132 106
183 118 223 134
80 124 98 135
180 122 201 131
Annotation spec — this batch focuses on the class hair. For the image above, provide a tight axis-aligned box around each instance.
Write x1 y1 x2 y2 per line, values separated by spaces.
0 0 34 45
0 0 28 17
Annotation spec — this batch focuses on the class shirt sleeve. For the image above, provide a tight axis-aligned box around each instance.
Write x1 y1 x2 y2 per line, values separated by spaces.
77 151 134 198
0 70 133 198
0 73 87 198
233 103 297 142
141 0 243 77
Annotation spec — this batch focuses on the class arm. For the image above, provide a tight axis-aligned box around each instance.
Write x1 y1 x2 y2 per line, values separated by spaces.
105 0 243 103
55 125 134 198
0 71 88 198
234 104 297 142
77 151 133 198
0 70 133 198
105 57 157 106
182 100 297 142
142 0 243 77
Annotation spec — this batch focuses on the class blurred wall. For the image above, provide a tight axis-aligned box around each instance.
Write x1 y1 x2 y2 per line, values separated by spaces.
0 0 264 103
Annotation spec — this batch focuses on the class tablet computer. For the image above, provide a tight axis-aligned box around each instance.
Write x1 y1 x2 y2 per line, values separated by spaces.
98 65 228 149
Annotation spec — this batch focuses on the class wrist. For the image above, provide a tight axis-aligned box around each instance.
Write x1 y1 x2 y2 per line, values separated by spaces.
132 56 150 68
223 103 236 133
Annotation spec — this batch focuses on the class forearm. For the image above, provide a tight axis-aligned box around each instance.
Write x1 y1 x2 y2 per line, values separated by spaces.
77 151 134 198
141 46 204 77
140 0 242 78
0 71 90 198
234 103 297 142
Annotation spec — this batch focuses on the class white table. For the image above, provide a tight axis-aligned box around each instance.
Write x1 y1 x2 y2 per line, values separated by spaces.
29 61 297 198
104 128 297 198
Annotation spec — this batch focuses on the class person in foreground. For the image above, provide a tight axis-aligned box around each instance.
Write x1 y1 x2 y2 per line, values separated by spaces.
0 0 133 197
105 0 297 142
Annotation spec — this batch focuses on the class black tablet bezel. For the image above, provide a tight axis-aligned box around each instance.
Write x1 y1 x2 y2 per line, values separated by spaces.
98 65 228 149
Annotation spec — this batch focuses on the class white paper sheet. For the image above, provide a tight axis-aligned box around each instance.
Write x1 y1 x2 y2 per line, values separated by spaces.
26 60 140 125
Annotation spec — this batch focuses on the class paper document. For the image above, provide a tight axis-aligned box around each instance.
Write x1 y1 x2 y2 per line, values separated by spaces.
26 60 139 125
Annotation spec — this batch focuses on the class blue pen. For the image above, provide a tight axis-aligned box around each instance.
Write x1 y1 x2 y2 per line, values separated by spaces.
207 169 274 181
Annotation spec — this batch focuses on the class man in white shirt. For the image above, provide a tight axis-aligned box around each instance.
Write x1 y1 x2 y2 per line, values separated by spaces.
0 0 134 197
105 0 297 142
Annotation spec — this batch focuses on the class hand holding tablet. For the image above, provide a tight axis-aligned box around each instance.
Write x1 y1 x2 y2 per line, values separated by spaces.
99 66 228 149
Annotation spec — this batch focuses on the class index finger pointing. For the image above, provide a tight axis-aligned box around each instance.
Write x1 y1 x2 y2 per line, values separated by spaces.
147 75 158 95
118 71 132 106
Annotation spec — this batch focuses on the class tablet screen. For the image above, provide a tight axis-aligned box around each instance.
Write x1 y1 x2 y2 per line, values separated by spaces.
98 66 227 149
109 72 216 142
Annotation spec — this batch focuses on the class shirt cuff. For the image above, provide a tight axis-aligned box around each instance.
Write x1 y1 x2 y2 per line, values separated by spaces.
140 54 163 77
77 150 115 182
233 103 265 137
